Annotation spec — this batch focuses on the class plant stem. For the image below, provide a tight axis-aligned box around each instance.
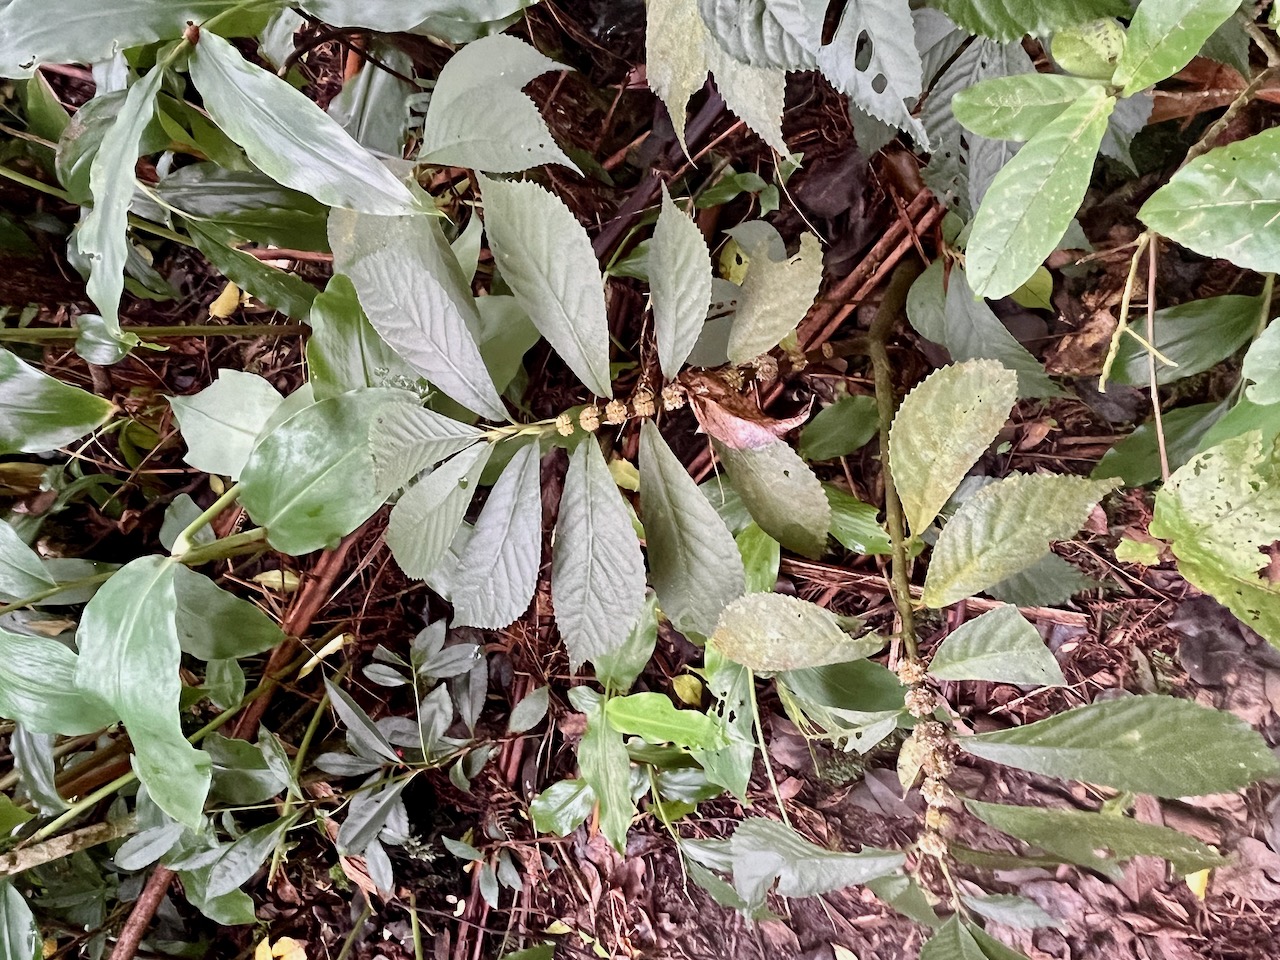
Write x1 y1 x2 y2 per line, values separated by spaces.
868 260 923 655
0 572 116 616
176 527 268 566
1145 237 1170 483
1099 231 1151 390
171 483 241 556
335 898 374 960
0 164 71 200
0 324 308 342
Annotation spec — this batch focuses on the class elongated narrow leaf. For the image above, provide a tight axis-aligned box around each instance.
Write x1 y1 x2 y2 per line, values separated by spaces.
929 605 1065 686
1139 128 1280 274
923 473 1118 607
451 442 542 628
711 593 881 671
1115 0 1239 96
605 693 725 749
206 814 297 898
726 232 823 363
1243 322 1280 405
240 389 407 555
385 444 492 580
300 0 532 32
0 519 55 601
651 186 713 377
639 421 744 637
552 440 646 669
967 87 1115 299
965 799 1227 882
369 403 487 495
961 695 1280 796
0 348 114 454
323 677 399 764
76 556 211 826
890 360 1018 538
329 209 505 420
171 566 285 661
479 176 612 397
579 702 635 853
168 370 284 479
953 74 1102 141
931 0 1128 42
0 627 116 734
189 31 419 215
184 220 318 319
0 883 39 960
1110 294 1264 387
307 274 420 400
418 34 576 173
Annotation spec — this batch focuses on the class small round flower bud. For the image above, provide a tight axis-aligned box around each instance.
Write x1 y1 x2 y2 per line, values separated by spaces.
579 405 600 432
924 807 951 831
661 383 687 411
905 686 938 719
923 750 955 779
555 413 574 437
897 658 928 686
750 354 779 382
603 399 628 425
921 777 954 808
631 388 656 419
722 367 745 390
917 831 948 860
913 720 949 748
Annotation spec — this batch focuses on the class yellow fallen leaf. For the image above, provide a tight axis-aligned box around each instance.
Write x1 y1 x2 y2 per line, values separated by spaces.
608 457 640 492
253 569 302 593
255 938 307 960
209 281 242 319
298 633 350 679
1185 868 1211 900
544 920 572 935
671 674 704 706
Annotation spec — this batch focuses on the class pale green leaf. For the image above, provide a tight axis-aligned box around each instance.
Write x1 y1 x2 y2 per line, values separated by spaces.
705 41 790 156
0 626 116 735
307 274 421 400
1114 0 1240 96
300 0 532 32
646 0 708 151
931 0 1128 41
966 798 1226 881
579 703 634 853
961 695 1280 796
1051 17 1127 80
1140 128 1280 274
171 566 285 661
953 74 1102 141
736 522 780 594
923 473 1118 607
605 692 725 749
239 389 405 555
450 441 542 629
798 394 878 461
697 0 822 70
986 552 1095 607
369 403 487 495
508 685 549 734
711 593 881 671
640 421 745 637
326 41 413 154
1110 294 1265 387
479 176 612 397
0 882 39 960
967 86 1115 299
921 916 1031 960
552 440 647 669
593 594 659 694
962 894 1060 930
1150 433 1280 646
178 865 256 926
928 604 1065 686
716 439 830 559
323 677 398 764
1243 321 1280 405
329 208 505 420
726 232 823 363
529 778 594 836
824 485 892 555
890 359 1018 538
189 31 420 215
0 519 55 601
651 186 713 378
418 34 576 173
168 369 284 479
76 556 211 826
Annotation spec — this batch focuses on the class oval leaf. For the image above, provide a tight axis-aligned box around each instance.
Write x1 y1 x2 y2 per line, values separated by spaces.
711 593 882 672
929 604 1065 686
953 73 1102 141
715 439 830 559
0 626 117 734
385 444 492 580
605 692 725 749
726 232 823 363
168 370 285 479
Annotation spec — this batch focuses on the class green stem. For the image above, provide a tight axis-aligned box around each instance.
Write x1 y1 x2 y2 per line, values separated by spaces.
747 671 790 829
171 483 241 556
176 527 268 566
1098 231 1151 393
0 572 116 616
0 324 307 342
1257 274 1275 338
336 898 374 960
0 164 71 201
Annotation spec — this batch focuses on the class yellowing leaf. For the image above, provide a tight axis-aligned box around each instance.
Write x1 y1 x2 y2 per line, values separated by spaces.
208 281 241 319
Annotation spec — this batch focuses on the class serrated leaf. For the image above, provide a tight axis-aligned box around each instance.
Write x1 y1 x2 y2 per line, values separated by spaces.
651 186 713 377
168 370 285 479
965 799 1229 881
418 34 576 173
1150 433 1280 646
450 441 542 629
76 556 211 826
967 86 1115 299
890 360 1018 538
697 0 822 70
385 444 491 581
308 274 421 401
479 176 611 397
605 692 725 749
1114 0 1239 96
329 209 505 420
715 439 830 559
640 421 745 637
0 519 55 601
726 232 823 363
923 473 1117 607
1110 294 1264 388
704 42 790 156
579 703 634 853
960 695 1280 796
1140 128 1280 275
986 552 1094 607
930 0 1128 42
552 440 647 669
189 31 419 215
711 593 881 671
0 626 117 735
370 403 487 495
953 74 1102 141
301 0 534 32
929 604 1065 686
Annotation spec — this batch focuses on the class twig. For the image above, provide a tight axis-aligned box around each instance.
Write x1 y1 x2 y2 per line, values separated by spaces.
0 817 135 877
1145 237 1170 483
0 324 308 343
108 866 175 960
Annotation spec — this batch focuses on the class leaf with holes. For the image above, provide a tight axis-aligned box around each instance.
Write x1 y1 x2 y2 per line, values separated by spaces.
928 605 1065 686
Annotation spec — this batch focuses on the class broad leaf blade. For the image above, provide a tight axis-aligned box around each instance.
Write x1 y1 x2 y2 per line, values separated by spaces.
711 593 882 671
1114 0 1240 96
726 232 823 363
1110 294 1264 387
0 627 117 734
953 74 1102 141
369 403 487 495
0 882 39 960
579 702 635 853
890 360 1018 538
697 0 821 70
931 0 1128 41
171 566 286 661
651 186 713 378
307 274 421 400
716 439 830 559
385 445 492 581
168 370 285 479
605 692 725 749
0 519 55 601
929 604 1065 686
799 394 878 461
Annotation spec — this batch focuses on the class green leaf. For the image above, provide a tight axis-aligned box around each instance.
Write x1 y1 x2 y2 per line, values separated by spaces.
171 566 285 660
890 360 1018 538
323 677 398 764
962 695 1280 796
508 685 549 734
0 626 116 734
715 439 830 559
327 40 413 154
953 74 1102 141
183 220 318 319
923 473 1118 607
593 594 658 694
418 34 576 173
1114 0 1240 96
736 522 780 593
329 208 504 420
78 62 167 339
921 916 1031 960
336 779 408 854
168 369 284 479
825 485 893 555
1150 433 1280 646
479 176 612 397
552 440 647 669
1110 294 1264 387
0 519 55 601
961 894 1060 930
726 232 823 363
965 798 1228 881
529 778 594 836
189 31 418 215
1197 395 1280 452
986 552 1095 606
300 0 533 32
1052 17 1127 80
206 814 297 898
240 389 404 555
1091 400 1226 488
385 444 492 580
651 186 713 378
866 874 943 928
178 865 257 926
369 402 487 496
930 0 1128 41
697 0 821 70
798 394 879 461
76 556 211 826
967 86 1115 299
579 702 635 853
1243 319 1280 405
450 441 542 629
307 274 420 400
0 882 40 960
1140 128 1280 274
640 421 745 637
928 604 1065 686
711 593 881 671
606 693 725 749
